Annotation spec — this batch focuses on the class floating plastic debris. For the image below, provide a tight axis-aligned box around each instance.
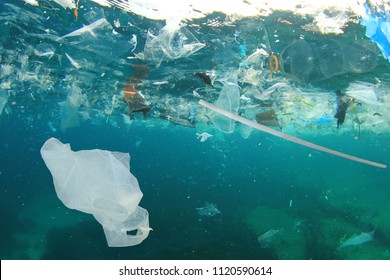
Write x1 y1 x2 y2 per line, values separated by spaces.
195 71 215 87
279 39 378 82
303 11 350 34
339 229 375 249
51 0 76 9
65 53 81 69
60 18 136 71
361 3 390 62
0 90 8 116
141 20 205 67
196 132 213 142
59 84 86 132
34 43 55 58
256 109 281 128
346 82 390 108
123 91 151 118
199 100 387 169
210 83 240 133
334 89 350 129
196 203 221 217
40 137 150 247
258 228 281 248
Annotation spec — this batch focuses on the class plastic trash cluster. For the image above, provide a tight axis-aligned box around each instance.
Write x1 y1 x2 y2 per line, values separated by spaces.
138 20 205 67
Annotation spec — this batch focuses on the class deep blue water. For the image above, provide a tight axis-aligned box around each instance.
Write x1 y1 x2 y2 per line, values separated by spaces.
1 112 390 259
1 1 390 260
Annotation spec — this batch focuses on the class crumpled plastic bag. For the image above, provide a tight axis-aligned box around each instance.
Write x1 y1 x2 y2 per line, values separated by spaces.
40 137 150 247
140 20 205 67
361 3 390 61
210 81 240 133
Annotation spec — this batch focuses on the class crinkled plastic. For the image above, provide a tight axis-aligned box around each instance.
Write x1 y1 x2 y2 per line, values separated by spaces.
361 3 390 61
346 82 390 108
40 137 150 247
59 84 86 132
0 89 8 116
210 83 240 133
196 203 221 217
34 43 55 58
239 48 269 87
83 8 105 23
60 18 136 70
142 21 205 67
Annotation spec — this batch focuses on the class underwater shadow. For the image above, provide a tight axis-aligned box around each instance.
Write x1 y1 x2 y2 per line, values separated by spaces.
0 204 37 259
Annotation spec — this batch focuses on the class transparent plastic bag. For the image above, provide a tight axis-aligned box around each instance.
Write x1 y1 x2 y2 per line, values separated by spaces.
143 21 205 67
40 137 151 247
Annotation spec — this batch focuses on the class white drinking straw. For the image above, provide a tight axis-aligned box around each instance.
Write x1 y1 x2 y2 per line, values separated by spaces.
199 100 387 169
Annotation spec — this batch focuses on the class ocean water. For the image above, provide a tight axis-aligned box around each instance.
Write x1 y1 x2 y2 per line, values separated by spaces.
1 1 390 260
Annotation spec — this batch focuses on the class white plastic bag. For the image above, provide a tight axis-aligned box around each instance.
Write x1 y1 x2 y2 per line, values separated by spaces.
40 137 150 247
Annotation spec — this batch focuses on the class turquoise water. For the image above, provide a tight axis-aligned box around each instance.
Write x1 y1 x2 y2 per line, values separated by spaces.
1 1 390 259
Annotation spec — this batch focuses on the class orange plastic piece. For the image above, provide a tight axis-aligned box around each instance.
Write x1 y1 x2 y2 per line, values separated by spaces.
268 54 279 78
74 8 78 22
124 84 137 96
271 55 279 72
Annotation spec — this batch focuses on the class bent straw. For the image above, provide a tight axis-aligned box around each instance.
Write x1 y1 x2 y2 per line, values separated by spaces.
199 100 387 169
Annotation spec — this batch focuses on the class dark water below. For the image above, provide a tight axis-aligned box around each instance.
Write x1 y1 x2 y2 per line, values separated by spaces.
1 113 390 259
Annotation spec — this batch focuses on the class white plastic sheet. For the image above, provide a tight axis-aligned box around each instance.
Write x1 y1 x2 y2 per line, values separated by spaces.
346 82 390 108
40 137 150 247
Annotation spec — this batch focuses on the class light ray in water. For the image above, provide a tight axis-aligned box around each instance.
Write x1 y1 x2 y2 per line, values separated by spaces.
199 100 387 169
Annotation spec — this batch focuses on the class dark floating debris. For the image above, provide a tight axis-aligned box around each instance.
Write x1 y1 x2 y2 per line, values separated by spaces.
334 89 351 129
195 71 214 87
256 109 282 129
